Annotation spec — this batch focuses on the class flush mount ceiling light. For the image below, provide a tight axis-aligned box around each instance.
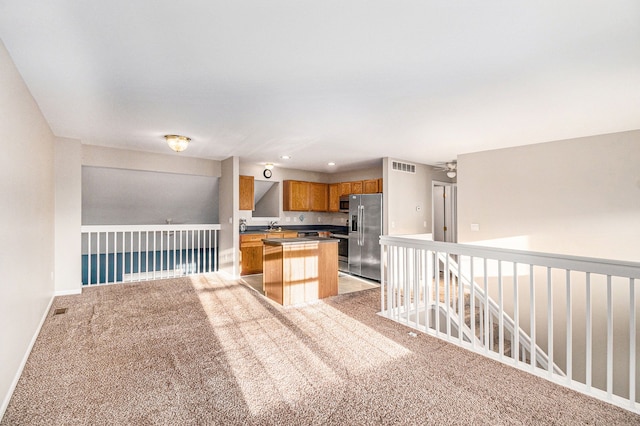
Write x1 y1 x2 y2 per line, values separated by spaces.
164 135 190 152
328 162 336 166
264 163 274 170
280 155 291 160
447 170 457 178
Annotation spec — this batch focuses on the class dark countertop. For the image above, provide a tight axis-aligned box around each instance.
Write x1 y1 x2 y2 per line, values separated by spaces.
240 225 348 235
262 237 339 245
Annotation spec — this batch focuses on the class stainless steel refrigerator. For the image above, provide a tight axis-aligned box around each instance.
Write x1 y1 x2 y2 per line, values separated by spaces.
348 193 383 281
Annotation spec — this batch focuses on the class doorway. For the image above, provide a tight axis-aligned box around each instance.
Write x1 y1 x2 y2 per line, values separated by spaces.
432 182 457 242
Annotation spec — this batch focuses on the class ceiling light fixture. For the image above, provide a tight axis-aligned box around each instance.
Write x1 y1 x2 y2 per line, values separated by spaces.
328 162 336 166
164 135 190 152
447 170 457 178
263 163 274 179
280 155 291 160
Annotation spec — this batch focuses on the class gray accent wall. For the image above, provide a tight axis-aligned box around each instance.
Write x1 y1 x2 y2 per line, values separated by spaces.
82 166 219 225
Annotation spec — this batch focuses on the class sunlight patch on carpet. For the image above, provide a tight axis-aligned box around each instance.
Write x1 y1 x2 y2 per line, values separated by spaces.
190 274 409 416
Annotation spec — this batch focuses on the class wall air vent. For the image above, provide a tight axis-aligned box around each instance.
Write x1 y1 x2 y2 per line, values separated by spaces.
391 161 416 174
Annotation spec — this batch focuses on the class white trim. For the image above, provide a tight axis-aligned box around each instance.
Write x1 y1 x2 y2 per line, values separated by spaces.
81 224 221 232
55 288 82 296
0 295 55 420
379 236 640 278
431 180 457 243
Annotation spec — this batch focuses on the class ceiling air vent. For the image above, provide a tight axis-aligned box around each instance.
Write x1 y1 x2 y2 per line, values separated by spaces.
391 161 416 174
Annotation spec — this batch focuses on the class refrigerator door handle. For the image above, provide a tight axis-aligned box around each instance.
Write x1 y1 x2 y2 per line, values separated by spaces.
356 205 360 246
359 205 365 246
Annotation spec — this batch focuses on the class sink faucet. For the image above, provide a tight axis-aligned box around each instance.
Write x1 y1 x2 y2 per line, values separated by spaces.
268 220 278 230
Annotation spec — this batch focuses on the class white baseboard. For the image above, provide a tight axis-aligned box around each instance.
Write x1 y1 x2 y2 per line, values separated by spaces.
55 288 82 296
0 295 54 420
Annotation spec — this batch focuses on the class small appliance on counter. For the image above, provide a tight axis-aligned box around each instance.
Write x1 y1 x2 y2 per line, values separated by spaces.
239 218 247 233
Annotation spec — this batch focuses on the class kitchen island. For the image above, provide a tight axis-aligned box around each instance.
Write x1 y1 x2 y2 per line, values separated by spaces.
263 237 338 305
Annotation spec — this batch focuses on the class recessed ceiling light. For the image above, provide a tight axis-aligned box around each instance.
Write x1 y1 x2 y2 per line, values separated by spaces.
280 155 291 160
328 162 336 166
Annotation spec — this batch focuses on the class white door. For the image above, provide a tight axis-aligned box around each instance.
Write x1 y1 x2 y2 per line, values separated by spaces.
432 183 457 242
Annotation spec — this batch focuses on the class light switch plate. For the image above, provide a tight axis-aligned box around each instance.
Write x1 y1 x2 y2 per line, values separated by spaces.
471 223 480 231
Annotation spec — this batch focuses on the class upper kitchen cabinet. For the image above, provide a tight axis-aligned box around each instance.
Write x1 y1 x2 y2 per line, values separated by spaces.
363 179 379 194
350 180 363 194
239 175 254 210
328 183 340 212
309 182 328 211
339 182 351 197
283 180 310 211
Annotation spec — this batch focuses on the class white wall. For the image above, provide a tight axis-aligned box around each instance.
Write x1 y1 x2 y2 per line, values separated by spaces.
83 145 221 177
0 40 56 417
328 165 382 183
457 130 640 261
383 157 436 235
54 138 82 295
218 157 239 276
456 130 640 399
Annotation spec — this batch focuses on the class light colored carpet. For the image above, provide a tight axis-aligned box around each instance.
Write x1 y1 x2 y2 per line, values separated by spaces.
2 274 638 425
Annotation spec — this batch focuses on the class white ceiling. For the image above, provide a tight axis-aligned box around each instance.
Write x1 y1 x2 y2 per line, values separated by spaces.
1 1 639 172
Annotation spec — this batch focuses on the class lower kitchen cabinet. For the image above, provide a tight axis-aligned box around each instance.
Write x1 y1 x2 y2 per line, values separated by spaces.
263 238 338 305
240 234 266 275
240 232 298 275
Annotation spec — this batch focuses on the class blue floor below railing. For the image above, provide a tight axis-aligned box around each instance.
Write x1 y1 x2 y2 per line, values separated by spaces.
82 249 217 285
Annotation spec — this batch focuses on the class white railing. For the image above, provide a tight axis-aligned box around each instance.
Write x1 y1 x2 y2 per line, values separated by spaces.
380 235 640 413
81 224 221 285
440 252 564 375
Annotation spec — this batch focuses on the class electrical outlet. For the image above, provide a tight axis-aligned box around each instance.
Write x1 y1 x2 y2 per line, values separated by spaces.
471 223 480 231
285 216 291 222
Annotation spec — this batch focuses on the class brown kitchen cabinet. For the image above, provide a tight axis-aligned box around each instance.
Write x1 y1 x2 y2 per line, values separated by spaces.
339 182 351 197
363 179 379 194
283 180 310 211
309 182 328 211
240 231 298 275
240 233 265 275
377 178 383 193
350 180 363 194
263 238 338 305
239 175 255 211
328 183 340 212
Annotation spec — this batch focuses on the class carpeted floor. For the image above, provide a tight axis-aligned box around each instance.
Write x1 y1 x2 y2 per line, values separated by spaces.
2 274 639 425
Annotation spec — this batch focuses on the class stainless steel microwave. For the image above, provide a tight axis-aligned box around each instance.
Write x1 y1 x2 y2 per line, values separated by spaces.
339 195 349 212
